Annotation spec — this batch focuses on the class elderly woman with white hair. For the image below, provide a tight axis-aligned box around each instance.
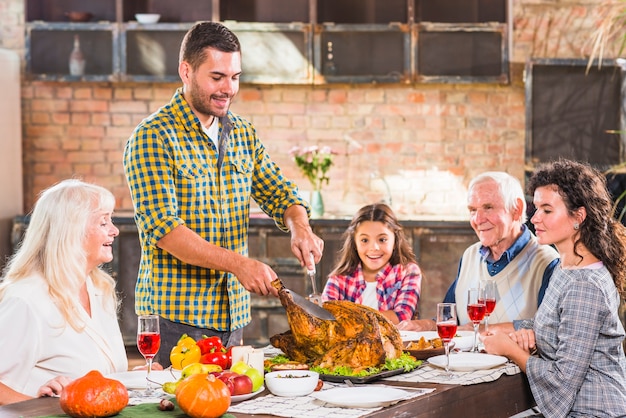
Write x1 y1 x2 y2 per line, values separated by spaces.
0 179 128 405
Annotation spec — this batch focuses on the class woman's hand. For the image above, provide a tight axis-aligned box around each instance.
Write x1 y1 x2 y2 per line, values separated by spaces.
508 328 537 353
481 329 534 373
37 375 72 398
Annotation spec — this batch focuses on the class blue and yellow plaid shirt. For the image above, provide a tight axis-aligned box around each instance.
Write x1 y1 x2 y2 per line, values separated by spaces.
123 88 308 331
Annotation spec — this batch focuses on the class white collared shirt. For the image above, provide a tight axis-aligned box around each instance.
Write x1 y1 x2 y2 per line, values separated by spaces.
0 274 128 396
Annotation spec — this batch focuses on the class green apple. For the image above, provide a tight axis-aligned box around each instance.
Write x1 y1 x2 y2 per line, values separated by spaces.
244 368 264 392
230 361 250 375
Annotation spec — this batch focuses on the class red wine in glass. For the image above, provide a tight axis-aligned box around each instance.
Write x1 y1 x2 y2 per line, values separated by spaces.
138 332 160 359
481 280 497 333
482 299 496 314
467 303 486 323
467 288 485 352
436 303 457 377
437 322 458 342
137 315 160 395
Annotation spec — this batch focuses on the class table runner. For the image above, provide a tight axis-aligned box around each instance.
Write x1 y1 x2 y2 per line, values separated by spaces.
262 344 521 386
383 361 521 385
228 381 435 418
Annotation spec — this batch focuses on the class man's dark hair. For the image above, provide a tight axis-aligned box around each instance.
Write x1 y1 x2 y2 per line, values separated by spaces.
179 21 241 70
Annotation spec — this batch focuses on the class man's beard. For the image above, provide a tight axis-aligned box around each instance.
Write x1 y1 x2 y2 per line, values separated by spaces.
188 78 230 119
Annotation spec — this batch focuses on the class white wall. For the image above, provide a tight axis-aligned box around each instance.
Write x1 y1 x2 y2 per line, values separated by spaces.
0 49 23 270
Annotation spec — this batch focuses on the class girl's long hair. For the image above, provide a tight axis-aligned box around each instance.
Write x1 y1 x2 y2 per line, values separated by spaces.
0 179 119 331
330 203 417 277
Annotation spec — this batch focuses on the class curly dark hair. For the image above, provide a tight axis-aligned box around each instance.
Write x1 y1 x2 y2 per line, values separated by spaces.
527 159 626 295
330 203 417 277
179 21 241 70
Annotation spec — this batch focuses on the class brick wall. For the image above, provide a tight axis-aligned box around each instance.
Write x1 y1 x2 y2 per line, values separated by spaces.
2 0 617 219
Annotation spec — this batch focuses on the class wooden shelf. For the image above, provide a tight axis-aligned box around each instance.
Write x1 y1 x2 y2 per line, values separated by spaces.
25 0 510 84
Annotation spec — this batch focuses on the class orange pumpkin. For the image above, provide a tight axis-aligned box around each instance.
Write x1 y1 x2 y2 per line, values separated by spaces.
59 370 128 418
175 373 231 418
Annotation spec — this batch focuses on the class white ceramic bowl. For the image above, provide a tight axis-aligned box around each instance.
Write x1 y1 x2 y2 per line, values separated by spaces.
264 370 319 397
135 13 161 24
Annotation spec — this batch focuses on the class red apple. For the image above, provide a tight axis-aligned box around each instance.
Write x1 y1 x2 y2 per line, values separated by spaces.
230 374 253 395
216 371 238 380
215 372 237 394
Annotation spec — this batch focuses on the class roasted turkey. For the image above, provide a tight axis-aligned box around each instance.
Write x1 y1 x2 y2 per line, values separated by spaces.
269 279 405 371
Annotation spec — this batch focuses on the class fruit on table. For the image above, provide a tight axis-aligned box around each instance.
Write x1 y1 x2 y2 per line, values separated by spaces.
182 362 223 379
59 370 128 418
229 360 250 375
243 368 264 392
170 334 202 370
196 335 223 355
197 336 231 369
162 362 223 393
176 373 231 418
162 380 178 395
214 371 253 395
200 350 229 369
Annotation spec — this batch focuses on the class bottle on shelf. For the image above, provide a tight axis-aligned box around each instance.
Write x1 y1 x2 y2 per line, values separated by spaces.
69 34 86 76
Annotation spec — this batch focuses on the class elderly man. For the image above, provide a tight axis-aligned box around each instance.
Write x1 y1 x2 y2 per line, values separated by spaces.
398 172 559 332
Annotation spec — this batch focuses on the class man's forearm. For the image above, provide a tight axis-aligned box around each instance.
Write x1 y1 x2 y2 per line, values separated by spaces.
156 224 245 274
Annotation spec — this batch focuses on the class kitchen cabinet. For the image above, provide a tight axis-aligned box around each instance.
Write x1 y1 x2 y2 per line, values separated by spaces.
25 0 510 84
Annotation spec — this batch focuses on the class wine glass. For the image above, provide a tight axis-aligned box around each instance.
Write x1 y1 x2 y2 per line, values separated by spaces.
467 288 486 352
480 280 497 334
436 303 458 377
137 314 160 395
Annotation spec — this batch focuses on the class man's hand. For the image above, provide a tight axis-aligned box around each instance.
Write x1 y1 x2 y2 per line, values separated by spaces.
284 205 324 271
233 257 280 297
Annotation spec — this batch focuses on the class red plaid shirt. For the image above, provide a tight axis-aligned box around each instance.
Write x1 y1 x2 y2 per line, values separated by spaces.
321 263 422 321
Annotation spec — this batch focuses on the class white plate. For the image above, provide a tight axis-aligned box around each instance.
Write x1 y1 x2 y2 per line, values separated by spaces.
311 387 410 408
449 331 475 351
427 352 508 372
107 370 181 389
231 386 264 403
400 330 475 351
400 330 437 342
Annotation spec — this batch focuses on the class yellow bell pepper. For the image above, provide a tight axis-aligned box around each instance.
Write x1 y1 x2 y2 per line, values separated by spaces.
176 334 197 349
170 335 202 370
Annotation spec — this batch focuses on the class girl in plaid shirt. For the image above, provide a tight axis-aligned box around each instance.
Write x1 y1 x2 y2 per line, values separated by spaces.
321 203 422 324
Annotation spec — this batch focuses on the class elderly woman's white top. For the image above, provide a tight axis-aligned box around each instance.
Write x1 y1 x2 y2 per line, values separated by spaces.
0 273 128 396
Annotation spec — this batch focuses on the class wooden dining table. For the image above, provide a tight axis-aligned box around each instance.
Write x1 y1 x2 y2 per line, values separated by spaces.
0 372 535 418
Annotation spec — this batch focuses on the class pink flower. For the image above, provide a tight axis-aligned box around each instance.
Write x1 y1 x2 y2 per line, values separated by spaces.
291 145 335 191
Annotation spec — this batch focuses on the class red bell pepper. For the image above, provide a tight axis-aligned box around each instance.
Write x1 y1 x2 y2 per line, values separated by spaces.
200 350 229 369
196 335 223 355
225 346 234 369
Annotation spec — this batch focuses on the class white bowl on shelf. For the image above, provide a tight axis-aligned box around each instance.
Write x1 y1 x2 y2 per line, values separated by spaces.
135 13 161 24
264 370 319 397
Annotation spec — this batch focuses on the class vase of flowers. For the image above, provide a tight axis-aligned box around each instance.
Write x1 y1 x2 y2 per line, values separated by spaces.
290 145 335 218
